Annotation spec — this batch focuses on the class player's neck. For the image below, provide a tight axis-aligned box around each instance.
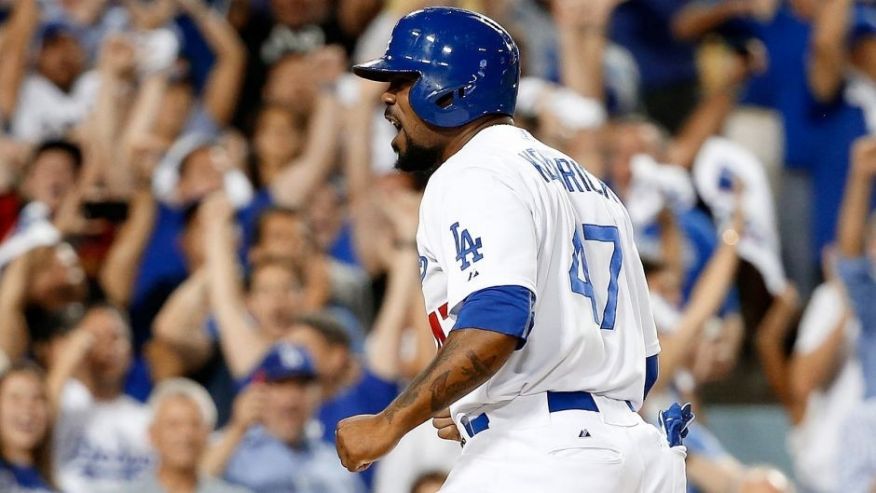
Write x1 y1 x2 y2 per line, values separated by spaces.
441 116 514 162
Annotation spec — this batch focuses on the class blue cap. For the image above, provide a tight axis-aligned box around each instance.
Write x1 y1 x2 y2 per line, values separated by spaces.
850 4 876 45
247 344 318 385
38 20 77 44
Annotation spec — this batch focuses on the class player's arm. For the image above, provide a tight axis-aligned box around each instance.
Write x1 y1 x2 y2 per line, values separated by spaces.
337 167 537 471
338 328 518 471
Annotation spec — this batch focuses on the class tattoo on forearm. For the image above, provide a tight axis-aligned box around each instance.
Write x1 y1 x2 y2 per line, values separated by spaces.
428 350 499 413
383 336 460 423
383 333 506 424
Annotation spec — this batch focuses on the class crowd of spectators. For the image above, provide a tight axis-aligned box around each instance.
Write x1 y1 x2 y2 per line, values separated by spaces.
0 0 874 492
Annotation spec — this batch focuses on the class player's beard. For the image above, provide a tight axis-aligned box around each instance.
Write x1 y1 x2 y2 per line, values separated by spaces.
394 132 443 176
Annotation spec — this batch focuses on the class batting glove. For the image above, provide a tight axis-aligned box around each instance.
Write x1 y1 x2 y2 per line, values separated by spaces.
658 402 695 448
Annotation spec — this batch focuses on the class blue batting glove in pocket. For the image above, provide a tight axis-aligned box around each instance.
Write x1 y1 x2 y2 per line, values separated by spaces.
658 402 695 447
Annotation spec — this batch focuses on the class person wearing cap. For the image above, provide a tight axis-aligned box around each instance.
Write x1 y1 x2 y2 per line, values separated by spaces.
124 378 250 493
0 0 101 142
201 343 364 493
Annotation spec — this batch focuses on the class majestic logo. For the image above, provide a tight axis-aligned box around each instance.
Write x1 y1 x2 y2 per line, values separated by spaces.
450 222 483 271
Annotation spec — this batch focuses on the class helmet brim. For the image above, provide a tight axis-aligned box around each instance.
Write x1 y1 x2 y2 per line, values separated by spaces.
352 58 419 82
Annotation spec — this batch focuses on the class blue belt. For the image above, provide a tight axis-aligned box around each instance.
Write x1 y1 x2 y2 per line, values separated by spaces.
461 391 601 438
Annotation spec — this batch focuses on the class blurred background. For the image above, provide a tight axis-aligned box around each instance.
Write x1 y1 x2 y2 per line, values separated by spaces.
0 0 874 492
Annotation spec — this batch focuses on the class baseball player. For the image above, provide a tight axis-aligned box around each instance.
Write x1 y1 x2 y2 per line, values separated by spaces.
336 7 690 492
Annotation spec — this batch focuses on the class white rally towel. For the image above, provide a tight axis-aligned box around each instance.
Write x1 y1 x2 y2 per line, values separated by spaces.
152 133 254 209
845 69 876 134
0 202 61 269
516 77 606 131
692 137 787 295
625 153 697 228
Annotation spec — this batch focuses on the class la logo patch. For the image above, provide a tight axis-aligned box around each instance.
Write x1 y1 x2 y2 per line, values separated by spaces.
450 222 483 271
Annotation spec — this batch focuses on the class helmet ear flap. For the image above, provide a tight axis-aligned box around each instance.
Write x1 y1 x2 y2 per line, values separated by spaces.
435 86 474 110
409 76 448 126
410 78 475 127
435 91 455 109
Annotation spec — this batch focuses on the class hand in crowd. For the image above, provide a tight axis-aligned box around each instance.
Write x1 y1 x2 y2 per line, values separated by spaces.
230 383 268 432
50 326 96 377
377 188 421 241
99 35 137 79
310 45 348 87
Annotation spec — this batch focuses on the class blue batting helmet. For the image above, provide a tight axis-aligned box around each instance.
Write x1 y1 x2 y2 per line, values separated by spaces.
353 7 520 128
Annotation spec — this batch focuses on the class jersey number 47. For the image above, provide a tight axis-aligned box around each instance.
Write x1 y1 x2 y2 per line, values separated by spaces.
569 224 623 331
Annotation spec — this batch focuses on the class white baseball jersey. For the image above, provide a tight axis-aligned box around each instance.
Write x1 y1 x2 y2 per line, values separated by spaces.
417 124 660 421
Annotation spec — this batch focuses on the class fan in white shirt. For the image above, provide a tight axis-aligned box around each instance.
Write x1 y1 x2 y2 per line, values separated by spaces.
10 21 98 142
45 304 154 493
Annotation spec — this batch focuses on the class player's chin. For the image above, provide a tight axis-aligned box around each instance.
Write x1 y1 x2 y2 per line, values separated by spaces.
393 142 441 174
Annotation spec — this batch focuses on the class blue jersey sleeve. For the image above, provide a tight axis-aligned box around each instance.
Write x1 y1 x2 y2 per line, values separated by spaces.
452 285 536 348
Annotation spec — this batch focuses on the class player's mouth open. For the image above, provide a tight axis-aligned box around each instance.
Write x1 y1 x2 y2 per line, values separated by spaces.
385 113 402 132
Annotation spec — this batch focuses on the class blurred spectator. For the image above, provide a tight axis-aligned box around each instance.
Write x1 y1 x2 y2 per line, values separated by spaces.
146 196 310 423
837 399 876 493
0 0 96 143
0 139 94 274
372 421 457 493
0 244 87 363
799 0 875 265
125 378 250 493
147 0 245 149
250 203 371 326
86 0 248 353
232 0 377 125
0 361 55 492
1 140 82 232
202 193 311 379
46 304 153 493
202 343 364 493
836 136 876 398
608 0 698 131
779 250 863 493
286 187 425 434
103 138 253 349
289 188 434 489
643 200 794 493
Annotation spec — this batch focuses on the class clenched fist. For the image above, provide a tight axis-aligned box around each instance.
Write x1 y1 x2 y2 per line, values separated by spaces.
335 414 402 472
